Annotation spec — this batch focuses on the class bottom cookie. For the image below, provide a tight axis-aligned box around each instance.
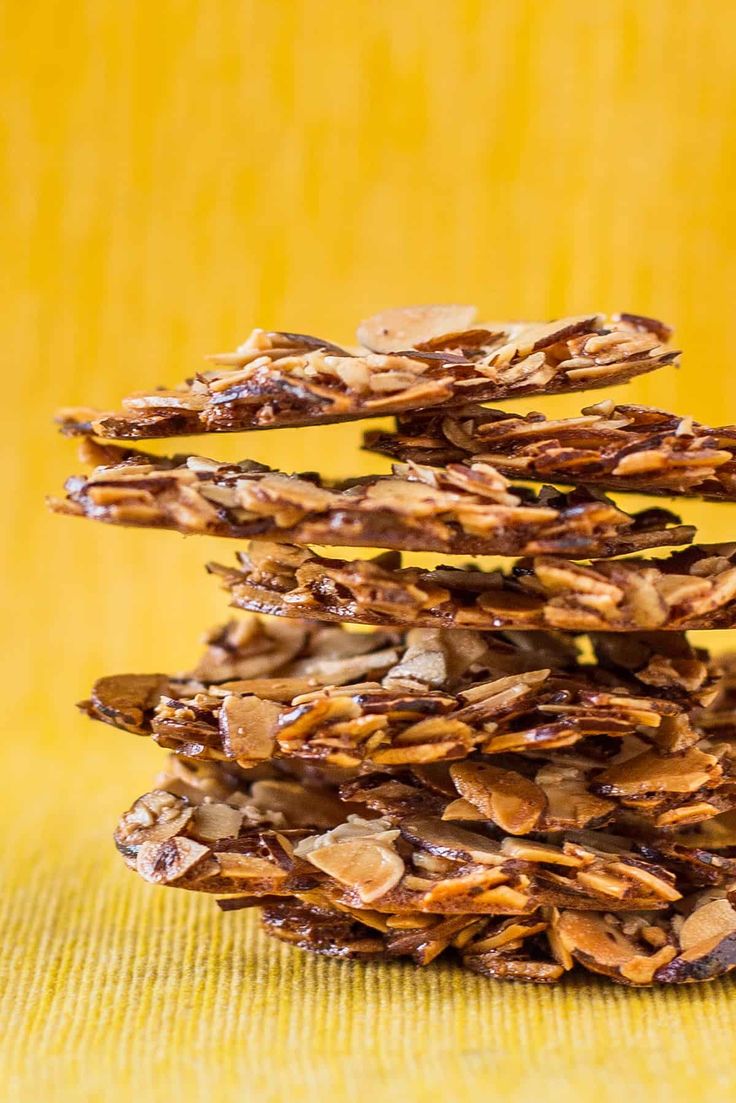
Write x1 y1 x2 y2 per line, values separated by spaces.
117 757 736 987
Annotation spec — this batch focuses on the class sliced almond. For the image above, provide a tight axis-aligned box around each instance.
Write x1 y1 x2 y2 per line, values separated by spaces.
442 797 487 822
450 761 546 834
556 911 638 967
678 896 736 952
115 790 192 848
500 838 582 867
301 836 404 903
136 837 210 884
191 802 244 841
216 852 288 881
91 673 169 732
400 816 504 865
219 694 280 761
357 304 478 353
594 746 720 796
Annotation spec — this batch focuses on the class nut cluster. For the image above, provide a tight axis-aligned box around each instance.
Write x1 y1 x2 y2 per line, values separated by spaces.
51 304 736 987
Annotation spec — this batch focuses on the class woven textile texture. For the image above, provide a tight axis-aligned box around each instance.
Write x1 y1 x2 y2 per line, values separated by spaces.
3 2 736 1100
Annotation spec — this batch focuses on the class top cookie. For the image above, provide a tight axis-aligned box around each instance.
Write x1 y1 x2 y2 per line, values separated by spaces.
56 306 677 439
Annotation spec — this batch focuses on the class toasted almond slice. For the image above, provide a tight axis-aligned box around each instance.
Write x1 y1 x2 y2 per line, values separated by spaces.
450 761 546 834
678 896 736 952
655 895 736 982
469 917 548 952
115 791 193 848
136 837 210 884
357 304 478 352
607 862 681 902
294 816 405 902
303 837 405 903
545 907 574 970
594 746 720 796
556 910 638 966
442 797 487 821
576 869 629 898
400 816 504 865
420 871 533 912
220 694 280 761
555 910 678 986
91 673 169 733
500 838 582 867
536 764 616 829
619 947 678 985
191 802 244 841
216 853 288 881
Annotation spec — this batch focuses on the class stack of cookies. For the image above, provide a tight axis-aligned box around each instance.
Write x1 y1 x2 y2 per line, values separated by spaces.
51 305 736 986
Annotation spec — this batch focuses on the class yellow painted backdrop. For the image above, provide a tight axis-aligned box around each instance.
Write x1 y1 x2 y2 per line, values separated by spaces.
3 2 736 1100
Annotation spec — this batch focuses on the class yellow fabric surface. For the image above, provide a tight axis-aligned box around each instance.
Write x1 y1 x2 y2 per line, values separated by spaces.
3 2 736 1099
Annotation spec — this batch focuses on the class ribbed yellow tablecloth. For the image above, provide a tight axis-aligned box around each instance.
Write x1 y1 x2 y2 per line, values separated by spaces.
4 2 736 1099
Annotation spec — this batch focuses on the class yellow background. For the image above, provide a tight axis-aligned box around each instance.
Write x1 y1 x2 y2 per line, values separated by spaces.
3 2 736 1100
